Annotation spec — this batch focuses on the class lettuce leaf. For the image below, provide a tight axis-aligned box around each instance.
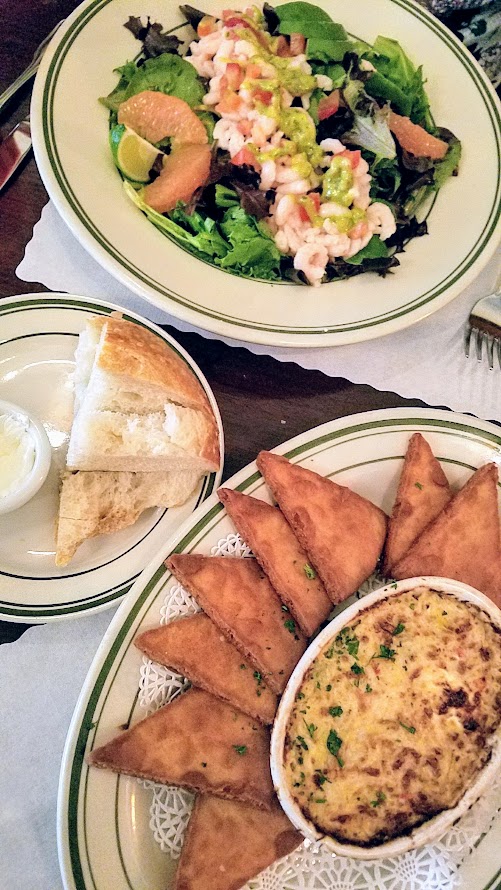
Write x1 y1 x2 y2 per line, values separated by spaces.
345 235 389 265
366 36 432 128
275 2 347 39
343 80 396 160
101 53 205 111
123 183 281 280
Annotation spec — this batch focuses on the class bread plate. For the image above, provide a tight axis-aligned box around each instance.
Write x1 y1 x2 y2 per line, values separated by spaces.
270 575 501 861
58 407 501 890
31 0 501 348
0 293 223 622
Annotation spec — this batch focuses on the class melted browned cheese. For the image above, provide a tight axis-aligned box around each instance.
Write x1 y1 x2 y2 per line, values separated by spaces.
283 587 501 846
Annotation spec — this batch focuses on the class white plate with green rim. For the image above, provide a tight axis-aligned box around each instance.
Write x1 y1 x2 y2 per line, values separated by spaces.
57 407 501 890
0 293 223 623
31 0 501 348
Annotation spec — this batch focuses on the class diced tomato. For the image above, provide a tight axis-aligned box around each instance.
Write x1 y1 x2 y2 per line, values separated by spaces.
237 119 253 136
339 148 361 169
197 15 217 37
317 89 340 121
253 87 273 105
298 204 309 223
246 62 262 80
226 62 244 90
275 35 292 57
289 32 306 55
231 146 260 169
349 220 369 239
298 192 321 222
216 91 244 114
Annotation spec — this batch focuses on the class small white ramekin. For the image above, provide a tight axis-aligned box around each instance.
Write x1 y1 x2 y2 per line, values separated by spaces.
270 576 501 860
0 399 52 515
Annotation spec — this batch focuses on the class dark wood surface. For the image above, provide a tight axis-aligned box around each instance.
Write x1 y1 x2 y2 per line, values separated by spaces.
0 0 430 644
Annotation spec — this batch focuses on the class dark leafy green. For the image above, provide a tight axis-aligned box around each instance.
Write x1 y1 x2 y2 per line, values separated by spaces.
346 235 389 265
124 17 183 58
366 35 432 128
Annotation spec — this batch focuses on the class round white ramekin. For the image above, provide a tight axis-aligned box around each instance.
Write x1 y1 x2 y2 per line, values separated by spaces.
0 399 52 515
270 576 501 860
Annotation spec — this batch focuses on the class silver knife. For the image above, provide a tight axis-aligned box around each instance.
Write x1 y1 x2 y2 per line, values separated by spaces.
0 119 32 192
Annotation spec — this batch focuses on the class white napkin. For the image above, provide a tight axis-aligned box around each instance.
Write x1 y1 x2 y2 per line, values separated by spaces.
17 200 501 422
0 609 116 890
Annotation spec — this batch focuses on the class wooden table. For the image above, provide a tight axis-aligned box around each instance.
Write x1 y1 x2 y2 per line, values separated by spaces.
0 0 429 644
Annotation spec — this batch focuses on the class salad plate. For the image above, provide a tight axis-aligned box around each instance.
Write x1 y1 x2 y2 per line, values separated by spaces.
0 293 223 623
58 407 501 890
31 0 501 347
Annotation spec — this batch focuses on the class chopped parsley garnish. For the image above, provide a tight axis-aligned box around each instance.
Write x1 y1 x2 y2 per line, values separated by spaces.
296 735 309 750
296 691 305 700
314 798 327 803
325 684 332 691
304 721 317 739
314 770 331 786
304 563 317 580
365 684 373 693
376 645 396 660
324 643 336 659
399 721 416 734
392 622 405 635
414 481 424 490
391 582 398 589
253 670 263 684
370 790 386 808
329 706 343 717
284 618 298 636
326 728 344 767
239 663 247 670
351 663 364 675
232 745 247 755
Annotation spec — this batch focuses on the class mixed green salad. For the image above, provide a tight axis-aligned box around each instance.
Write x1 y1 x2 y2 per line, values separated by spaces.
101 2 461 286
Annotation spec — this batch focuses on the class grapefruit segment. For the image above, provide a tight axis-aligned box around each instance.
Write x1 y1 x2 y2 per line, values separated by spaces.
388 110 448 160
143 142 211 213
118 91 208 147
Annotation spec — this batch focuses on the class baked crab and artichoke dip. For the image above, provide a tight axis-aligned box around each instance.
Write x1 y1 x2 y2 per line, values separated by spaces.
283 586 501 847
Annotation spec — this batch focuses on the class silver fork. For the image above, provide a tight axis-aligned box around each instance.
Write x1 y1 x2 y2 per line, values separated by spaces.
464 290 501 369
0 20 63 117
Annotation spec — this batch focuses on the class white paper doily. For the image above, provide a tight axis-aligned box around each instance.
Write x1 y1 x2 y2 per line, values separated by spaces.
137 533 501 888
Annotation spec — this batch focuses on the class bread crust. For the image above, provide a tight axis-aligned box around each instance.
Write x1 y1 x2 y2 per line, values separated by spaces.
88 316 220 469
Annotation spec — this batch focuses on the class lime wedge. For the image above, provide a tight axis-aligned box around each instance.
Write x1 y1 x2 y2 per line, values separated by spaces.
109 124 161 183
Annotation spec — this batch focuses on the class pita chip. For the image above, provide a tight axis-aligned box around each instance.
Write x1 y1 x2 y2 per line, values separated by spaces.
166 555 306 694
175 795 302 890
256 451 387 604
135 613 277 724
218 487 332 637
383 433 452 575
88 687 274 808
393 462 501 606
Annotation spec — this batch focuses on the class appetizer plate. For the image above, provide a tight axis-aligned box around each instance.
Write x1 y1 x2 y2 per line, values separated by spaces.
31 0 501 348
58 407 501 890
0 293 223 622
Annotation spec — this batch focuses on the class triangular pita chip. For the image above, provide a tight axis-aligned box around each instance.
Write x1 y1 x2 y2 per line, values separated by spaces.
166 555 306 694
175 795 301 890
383 433 452 575
135 613 277 724
218 487 332 636
256 451 387 604
88 687 273 808
393 462 501 606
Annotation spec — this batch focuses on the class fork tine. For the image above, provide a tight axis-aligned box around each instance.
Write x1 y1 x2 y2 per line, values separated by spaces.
464 324 472 358
487 334 495 370
475 328 484 362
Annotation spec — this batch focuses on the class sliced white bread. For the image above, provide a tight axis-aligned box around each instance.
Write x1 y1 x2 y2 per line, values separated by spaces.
55 467 200 566
66 315 220 474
